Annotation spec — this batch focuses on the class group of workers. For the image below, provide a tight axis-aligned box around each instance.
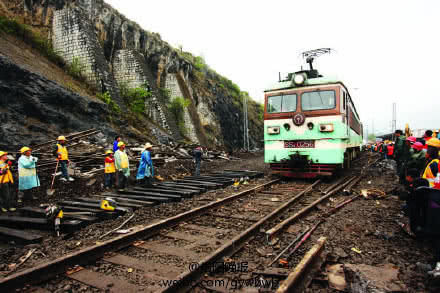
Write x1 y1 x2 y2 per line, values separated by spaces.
0 135 205 212
369 130 439 188
379 130 440 277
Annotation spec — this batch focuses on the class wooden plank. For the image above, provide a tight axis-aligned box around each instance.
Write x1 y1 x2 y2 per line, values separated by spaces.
76 198 143 209
164 231 213 244
138 241 201 259
133 187 195 197
209 213 259 222
183 224 231 236
157 183 206 192
276 237 326 293
67 269 140 292
60 206 119 219
0 226 43 244
102 193 171 203
119 190 182 201
104 254 180 279
92 194 156 206
58 201 129 213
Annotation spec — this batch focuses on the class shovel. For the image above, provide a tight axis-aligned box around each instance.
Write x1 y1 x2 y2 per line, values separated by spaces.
47 160 59 196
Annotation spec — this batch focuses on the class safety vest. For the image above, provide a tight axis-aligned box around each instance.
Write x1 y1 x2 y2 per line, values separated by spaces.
119 151 129 169
105 157 116 173
57 144 69 160
387 145 394 156
422 159 440 188
0 161 13 184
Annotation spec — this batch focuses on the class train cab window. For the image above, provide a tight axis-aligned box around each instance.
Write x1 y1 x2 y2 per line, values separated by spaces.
301 90 336 111
267 94 297 113
281 94 297 112
267 95 282 113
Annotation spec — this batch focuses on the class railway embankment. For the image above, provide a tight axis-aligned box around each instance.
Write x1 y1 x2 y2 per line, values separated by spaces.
0 152 438 292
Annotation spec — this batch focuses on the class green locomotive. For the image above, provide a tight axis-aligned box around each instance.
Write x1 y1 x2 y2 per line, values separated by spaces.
264 49 363 178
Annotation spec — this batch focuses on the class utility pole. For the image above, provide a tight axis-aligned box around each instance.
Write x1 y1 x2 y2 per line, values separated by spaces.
392 102 396 140
243 93 249 151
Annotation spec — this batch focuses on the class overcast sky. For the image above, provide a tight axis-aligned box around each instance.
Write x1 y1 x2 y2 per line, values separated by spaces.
106 0 440 135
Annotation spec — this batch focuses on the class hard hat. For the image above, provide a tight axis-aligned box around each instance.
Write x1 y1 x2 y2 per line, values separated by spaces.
144 143 153 149
57 136 67 141
105 150 113 154
117 141 125 147
20 147 31 153
406 136 416 143
0 151 7 157
412 142 424 151
427 138 440 148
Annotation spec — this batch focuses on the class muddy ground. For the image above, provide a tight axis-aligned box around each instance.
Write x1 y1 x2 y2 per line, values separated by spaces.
0 151 270 275
1 151 439 292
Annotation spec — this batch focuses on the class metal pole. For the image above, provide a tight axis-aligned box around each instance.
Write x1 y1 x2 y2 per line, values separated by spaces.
392 102 396 141
243 93 249 151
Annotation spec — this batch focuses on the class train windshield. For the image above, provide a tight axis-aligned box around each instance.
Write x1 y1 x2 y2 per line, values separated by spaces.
267 94 297 113
301 90 336 111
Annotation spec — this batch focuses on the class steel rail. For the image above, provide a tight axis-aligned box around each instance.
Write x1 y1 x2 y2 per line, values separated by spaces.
0 179 280 291
265 175 358 238
157 179 322 293
276 237 327 293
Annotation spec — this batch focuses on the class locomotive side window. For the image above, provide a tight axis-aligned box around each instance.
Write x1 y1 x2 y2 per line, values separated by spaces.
301 90 336 111
267 94 297 113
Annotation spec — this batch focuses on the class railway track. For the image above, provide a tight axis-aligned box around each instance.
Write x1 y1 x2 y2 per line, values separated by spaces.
0 170 369 292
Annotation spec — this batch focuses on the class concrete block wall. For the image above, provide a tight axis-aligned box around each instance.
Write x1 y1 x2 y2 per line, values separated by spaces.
165 74 199 142
112 49 172 134
113 49 148 88
52 5 123 107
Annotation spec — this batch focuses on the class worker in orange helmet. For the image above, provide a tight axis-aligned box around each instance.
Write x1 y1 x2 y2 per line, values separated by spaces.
53 136 74 182
0 151 15 212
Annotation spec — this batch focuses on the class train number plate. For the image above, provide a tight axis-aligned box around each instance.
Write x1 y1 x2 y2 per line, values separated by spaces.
284 140 315 148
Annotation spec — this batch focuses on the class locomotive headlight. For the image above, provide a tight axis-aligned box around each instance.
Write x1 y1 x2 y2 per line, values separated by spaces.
319 123 334 132
267 126 280 134
293 73 306 85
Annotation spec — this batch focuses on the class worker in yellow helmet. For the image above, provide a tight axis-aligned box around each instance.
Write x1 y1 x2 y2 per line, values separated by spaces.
104 150 116 189
53 136 74 182
18 147 40 202
422 138 440 189
0 151 15 212
114 141 130 190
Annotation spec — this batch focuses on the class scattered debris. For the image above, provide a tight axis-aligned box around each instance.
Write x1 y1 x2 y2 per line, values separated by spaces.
6 248 37 276
345 263 407 292
351 247 362 254
99 213 135 239
326 264 347 291
361 189 386 199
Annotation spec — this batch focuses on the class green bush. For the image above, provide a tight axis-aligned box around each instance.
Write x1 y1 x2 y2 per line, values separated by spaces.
66 57 86 81
193 56 206 71
0 15 65 67
97 91 121 114
168 97 191 136
120 82 152 114
159 87 171 102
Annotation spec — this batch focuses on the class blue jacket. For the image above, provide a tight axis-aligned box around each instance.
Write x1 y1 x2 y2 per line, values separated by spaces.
18 155 40 190
136 150 154 180
113 141 119 152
